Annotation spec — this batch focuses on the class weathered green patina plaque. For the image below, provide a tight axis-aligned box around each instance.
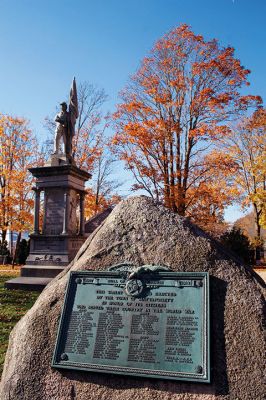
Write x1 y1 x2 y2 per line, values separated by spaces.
52 266 210 382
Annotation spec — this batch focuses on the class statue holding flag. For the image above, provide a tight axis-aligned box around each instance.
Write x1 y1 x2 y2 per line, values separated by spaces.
54 78 79 162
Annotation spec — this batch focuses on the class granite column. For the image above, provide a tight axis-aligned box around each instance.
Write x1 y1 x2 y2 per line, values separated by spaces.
33 187 41 234
79 192 85 235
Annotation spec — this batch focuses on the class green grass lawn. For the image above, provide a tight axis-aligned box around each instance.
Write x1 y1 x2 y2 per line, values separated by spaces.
0 273 39 375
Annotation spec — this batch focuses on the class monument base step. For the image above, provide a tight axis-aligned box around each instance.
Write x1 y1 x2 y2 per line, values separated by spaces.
21 265 65 278
4 277 53 291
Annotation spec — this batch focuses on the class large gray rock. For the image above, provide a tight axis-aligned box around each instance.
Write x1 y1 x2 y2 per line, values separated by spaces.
1 196 265 400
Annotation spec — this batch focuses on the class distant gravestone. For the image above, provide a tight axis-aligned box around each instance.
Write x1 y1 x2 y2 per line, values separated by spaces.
0 197 265 400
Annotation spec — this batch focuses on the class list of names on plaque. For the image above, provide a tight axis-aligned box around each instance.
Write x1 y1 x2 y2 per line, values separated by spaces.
53 270 209 382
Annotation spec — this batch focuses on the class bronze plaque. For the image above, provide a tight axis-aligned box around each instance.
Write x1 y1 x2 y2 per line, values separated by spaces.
52 266 210 382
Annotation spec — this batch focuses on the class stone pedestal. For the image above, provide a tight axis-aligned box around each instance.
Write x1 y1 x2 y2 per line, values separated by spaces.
5 157 91 290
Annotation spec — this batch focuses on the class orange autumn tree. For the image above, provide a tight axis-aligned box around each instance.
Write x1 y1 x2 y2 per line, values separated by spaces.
84 149 122 219
217 108 266 244
185 149 240 234
85 188 121 220
0 115 39 250
112 24 261 227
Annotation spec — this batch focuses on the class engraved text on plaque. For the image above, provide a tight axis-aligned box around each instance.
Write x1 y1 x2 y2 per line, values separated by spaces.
52 267 210 382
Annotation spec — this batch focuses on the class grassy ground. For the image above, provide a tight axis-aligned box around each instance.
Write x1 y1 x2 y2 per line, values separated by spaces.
0 268 39 375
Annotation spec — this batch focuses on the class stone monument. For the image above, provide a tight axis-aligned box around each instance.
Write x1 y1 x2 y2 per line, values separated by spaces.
5 78 91 290
1 197 265 399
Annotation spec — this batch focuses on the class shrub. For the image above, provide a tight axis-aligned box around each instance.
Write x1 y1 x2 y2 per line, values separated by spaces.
17 239 30 264
220 227 253 265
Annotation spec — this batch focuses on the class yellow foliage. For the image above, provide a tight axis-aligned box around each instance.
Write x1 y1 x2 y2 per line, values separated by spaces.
218 108 266 237
0 114 39 238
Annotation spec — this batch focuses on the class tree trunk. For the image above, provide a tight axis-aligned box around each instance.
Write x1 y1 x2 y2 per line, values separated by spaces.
177 188 186 216
1 229 7 244
162 142 170 209
169 139 177 212
253 203 262 262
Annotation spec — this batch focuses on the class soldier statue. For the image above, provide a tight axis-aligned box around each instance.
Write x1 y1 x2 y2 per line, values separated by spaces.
54 101 68 155
53 78 79 161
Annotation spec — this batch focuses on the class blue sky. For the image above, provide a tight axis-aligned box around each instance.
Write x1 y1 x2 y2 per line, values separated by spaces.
0 0 265 221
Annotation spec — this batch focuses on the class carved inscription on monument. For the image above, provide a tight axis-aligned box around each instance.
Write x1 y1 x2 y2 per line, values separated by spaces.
33 238 63 252
44 189 64 234
52 268 210 382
